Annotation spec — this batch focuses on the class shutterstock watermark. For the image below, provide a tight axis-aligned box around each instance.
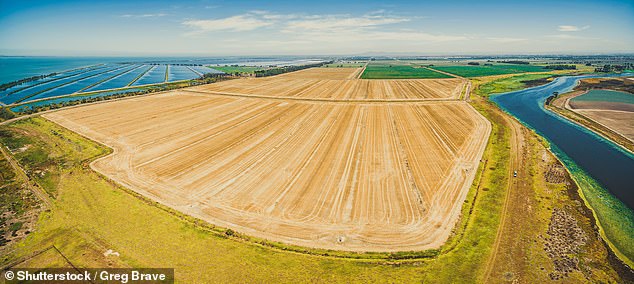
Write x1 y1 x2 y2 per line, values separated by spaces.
2 268 174 283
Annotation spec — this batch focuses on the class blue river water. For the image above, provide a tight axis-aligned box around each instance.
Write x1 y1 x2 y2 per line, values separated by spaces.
491 74 634 209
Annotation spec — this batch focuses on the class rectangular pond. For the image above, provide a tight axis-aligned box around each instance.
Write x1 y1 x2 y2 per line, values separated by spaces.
27 64 133 101
1 65 124 104
168 65 200 82
132 65 167 86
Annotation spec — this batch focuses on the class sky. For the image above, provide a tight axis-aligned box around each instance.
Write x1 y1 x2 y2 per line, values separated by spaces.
0 0 633 56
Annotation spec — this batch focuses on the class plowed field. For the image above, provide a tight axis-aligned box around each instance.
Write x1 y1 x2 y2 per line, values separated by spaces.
43 68 490 252
192 72 465 101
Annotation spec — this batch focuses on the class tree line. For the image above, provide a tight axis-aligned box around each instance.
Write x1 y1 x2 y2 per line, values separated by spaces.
253 61 333 77
496 60 530 65
0 73 57 92
594 64 631 73
545 65 577 70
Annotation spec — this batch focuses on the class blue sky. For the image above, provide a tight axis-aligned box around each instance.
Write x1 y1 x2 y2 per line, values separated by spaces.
1 0 632 56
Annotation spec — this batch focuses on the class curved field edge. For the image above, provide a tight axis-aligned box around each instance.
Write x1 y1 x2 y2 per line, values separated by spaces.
476 73 634 267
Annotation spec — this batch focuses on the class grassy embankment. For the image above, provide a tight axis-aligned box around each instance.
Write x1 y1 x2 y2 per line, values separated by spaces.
0 142 41 254
360 62 452 79
0 75 629 282
474 73 557 95
476 74 634 268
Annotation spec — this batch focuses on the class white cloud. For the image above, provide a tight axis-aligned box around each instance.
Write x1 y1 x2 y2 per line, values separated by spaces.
280 13 462 44
120 13 167 18
546 34 597 40
181 11 467 46
182 14 274 33
286 14 409 32
557 25 590 32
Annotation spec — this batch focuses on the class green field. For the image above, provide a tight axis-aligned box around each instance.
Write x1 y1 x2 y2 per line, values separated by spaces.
431 64 548 78
474 73 556 97
211 66 262 74
572 89 634 104
360 63 452 79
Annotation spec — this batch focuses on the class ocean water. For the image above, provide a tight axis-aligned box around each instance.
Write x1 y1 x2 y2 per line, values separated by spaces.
0 57 128 84
1 56 324 85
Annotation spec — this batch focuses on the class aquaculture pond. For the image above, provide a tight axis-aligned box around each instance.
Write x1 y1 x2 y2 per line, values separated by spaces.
572 89 634 104
189 66 222 75
167 65 201 82
83 65 146 92
133 65 167 86
10 87 145 112
28 64 134 101
0 64 123 104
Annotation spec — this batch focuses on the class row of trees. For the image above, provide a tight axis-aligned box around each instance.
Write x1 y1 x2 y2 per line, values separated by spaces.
0 73 57 92
189 73 228 85
0 107 16 121
594 64 631 73
545 65 577 70
253 61 333 77
496 60 530 65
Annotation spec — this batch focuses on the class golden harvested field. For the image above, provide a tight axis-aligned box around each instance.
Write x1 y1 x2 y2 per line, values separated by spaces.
277 67 364 79
43 68 490 252
191 73 465 101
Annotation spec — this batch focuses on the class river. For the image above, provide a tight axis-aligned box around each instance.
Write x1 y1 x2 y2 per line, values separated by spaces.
490 74 634 210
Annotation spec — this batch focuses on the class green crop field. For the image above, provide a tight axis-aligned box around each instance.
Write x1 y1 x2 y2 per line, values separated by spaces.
474 73 556 97
431 64 548 77
211 66 262 74
572 89 634 104
360 63 452 79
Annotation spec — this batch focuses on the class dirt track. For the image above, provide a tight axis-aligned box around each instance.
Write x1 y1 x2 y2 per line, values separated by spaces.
483 111 526 280
43 68 490 252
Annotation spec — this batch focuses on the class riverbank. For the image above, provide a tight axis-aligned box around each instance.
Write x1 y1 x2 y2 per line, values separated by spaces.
488 73 634 268
548 87 634 153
